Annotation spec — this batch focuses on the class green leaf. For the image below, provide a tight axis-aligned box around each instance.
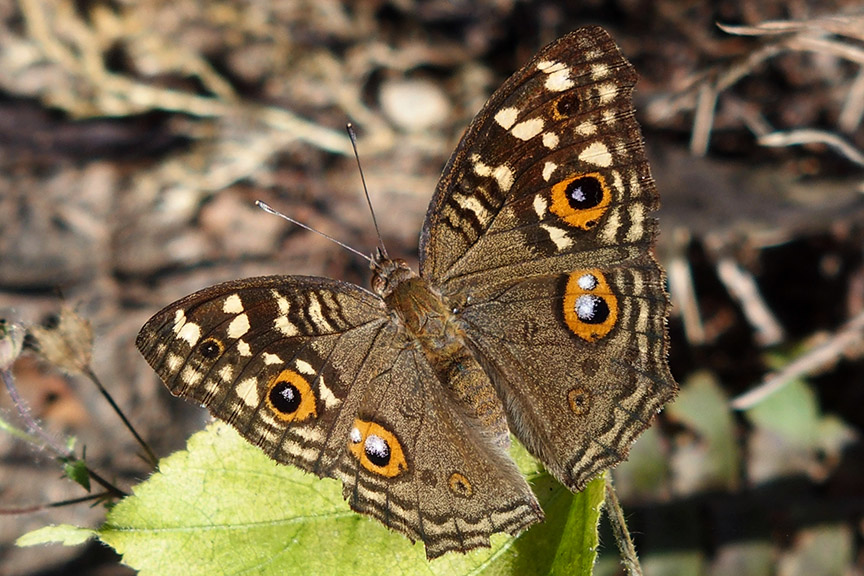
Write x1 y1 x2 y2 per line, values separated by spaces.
18 524 96 547
667 371 740 491
745 377 820 449
97 422 604 576
63 458 91 492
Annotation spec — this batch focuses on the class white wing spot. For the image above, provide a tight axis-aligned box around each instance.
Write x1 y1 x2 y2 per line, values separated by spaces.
365 435 388 458
275 315 298 337
597 82 618 104
253 426 278 444
629 171 642 198
472 155 492 177
601 208 621 244
181 365 203 386
262 352 283 365
295 359 315 375
308 295 334 331
166 353 183 372
602 109 618 125
318 374 340 408
626 204 645 243
579 141 613 167
578 274 598 290
574 121 597 136
204 377 220 395
591 63 610 79
272 290 290 315
350 426 362 443
536 60 557 72
227 313 250 339
172 310 186 334
540 224 573 250
279 440 319 464
494 107 519 129
493 164 514 192
632 270 645 293
219 365 234 382
456 194 491 226
636 295 650 333
576 295 601 321
291 426 323 442
533 194 548 217
542 161 558 182
510 118 544 141
235 377 260 408
542 132 559 149
546 68 574 92
613 170 625 194
177 322 201 346
223 294 244 314
237 339 252 357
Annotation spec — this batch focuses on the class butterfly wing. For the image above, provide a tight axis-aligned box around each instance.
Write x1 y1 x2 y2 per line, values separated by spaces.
419 26 676 490
136 275 541 558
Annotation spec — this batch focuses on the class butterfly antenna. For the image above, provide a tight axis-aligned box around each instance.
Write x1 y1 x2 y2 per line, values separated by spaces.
255 201 373 265
346 123 388 260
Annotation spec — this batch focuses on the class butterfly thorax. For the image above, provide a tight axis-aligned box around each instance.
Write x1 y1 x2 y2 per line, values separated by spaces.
371 255 510 444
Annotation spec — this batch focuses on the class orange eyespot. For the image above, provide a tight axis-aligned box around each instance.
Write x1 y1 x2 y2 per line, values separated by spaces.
562 269 618 342
265 370 317 422
549 173 611 230
568 387 592 415
448 472 473 498
348 419 408 478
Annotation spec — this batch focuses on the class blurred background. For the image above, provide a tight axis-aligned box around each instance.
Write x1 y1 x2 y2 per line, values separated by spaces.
0 1 862 574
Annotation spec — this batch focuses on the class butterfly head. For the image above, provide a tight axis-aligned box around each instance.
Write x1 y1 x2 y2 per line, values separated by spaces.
370 252 415 299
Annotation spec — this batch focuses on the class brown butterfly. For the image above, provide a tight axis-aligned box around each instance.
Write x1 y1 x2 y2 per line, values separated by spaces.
137 26 676 559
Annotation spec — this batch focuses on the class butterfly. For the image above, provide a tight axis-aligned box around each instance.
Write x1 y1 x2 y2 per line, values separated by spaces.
136 25 676 560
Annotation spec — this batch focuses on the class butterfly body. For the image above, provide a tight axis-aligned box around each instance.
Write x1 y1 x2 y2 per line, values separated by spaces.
137 26 677 559
373 254 511 442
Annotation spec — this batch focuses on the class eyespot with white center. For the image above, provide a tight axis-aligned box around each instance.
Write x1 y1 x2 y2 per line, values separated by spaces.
562 269 618 342
364 434 390 467
348 419 408 477
265 369 317 422
549 172 611 230
198 337 223 360
575 294 608 323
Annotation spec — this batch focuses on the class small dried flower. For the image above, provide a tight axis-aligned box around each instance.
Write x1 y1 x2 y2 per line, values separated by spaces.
29 307 93 375
0 318 25 370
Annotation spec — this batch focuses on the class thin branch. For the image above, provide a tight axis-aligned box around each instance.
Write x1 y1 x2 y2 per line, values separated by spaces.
0 491 113 515
83 367 159 469
758 129 864 167
732 311 864 409
605 474 644 576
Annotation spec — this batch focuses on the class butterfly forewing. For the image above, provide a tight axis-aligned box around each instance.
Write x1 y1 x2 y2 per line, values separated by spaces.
136 276 389 473
420 26 655 284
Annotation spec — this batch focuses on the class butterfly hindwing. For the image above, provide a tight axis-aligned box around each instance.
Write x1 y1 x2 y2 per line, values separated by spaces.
457 258 672 490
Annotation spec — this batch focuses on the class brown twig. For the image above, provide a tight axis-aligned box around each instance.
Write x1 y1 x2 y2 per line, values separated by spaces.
732 310 864 409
